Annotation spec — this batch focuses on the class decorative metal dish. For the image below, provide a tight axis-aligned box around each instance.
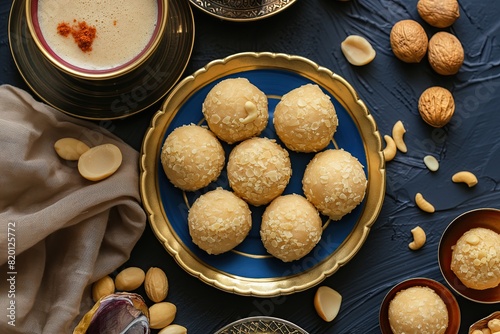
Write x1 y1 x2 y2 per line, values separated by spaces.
189 0 297 22
140 52 385 297
214 316 308 334
8 0 194 120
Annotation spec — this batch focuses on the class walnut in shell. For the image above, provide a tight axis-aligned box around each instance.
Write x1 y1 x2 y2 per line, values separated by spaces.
428 31 464 75
418 86 455 128
390 20 428 63
417 0 460 28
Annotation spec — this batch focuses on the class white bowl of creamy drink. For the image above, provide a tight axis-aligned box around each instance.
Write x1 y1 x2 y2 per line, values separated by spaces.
26 0 168 80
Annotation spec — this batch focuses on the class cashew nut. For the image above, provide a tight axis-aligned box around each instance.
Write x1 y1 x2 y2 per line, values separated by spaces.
239 101 259 124
409 226 426 250
392 120 407 153
452 171 478 187
383 135 397 162
415 192 435 213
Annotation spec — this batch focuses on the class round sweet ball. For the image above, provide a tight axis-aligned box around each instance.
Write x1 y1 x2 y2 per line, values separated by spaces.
450 227 500 290
260 194 322 262
160 124 225 192
388 286 448 334
302 149 367 221
188 188 252 255
202 78 269 144
273 84 338 153
227 137 292 206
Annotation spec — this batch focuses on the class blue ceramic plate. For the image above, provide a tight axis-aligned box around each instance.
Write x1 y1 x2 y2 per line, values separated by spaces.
141 52 385 296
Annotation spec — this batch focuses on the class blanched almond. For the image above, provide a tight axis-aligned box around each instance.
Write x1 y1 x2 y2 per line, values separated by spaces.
341 35 376 66
149 302 177 329
314 286 342 322
158 324 187 334
54 137 90 160
114 267 145 291
423 155 439 172
78 143 122 181
91 275 115 302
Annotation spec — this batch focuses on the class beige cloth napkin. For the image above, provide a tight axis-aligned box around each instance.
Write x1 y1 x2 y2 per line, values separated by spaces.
0 85 147 333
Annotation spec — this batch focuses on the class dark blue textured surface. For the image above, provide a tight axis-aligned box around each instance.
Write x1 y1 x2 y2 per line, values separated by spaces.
2 0 500 333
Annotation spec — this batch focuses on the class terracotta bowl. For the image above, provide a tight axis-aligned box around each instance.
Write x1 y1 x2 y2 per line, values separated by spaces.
379 277 461 334
25 0 168 80
438 208 500 304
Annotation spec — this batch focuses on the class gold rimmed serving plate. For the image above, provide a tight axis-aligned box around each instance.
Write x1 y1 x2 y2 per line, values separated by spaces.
8 0 194 120
140 52 386 297
189 0 297 22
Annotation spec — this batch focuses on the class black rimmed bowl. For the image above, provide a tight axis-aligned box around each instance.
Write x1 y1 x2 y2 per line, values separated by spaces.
25 0 168 80
438 208 500 304
379 277 461 334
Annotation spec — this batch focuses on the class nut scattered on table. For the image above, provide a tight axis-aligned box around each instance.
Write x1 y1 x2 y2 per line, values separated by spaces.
428 31 464 75
423 155 439 172
418 86 455 128
158 324 188 334
417 0 460 28
149 302 177 329
314 286 342 322
77 143 123 181
145 267 169 303
408 226 426 250
92 275 115 302
114 267 146 291
452 171 478 187
383 135 397 162
415 192 435 213
390 20 428 63
341 35 376 66
54 137 90 161
392 120 407 153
